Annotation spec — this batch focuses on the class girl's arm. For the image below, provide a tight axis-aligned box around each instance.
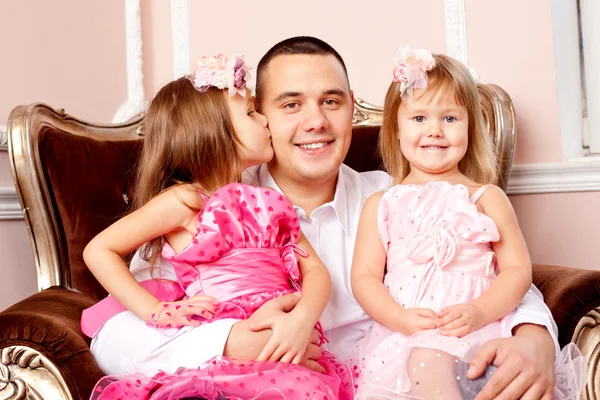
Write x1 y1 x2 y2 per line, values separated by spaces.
438 185 532 335
473 185 532 323
290 232 331 327
351 192 436 335
83 186 204 321
251 233 331 364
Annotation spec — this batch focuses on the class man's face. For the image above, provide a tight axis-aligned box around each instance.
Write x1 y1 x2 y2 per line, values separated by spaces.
258 54 354 185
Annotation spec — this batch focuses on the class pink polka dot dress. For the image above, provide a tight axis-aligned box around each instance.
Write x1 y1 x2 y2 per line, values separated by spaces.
90 182 355 400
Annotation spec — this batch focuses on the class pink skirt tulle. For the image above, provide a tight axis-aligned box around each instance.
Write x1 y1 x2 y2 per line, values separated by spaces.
91 353 356 400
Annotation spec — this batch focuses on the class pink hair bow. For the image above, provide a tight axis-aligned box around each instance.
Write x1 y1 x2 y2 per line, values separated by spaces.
393 47 436 103
190 54 251 97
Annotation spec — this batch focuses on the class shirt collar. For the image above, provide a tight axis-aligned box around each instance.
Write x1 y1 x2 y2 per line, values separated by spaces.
256 164 351 235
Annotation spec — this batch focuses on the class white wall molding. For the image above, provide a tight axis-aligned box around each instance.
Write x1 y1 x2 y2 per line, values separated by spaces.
0 125 7 151
113 0 148 123
0 155 597 221
0 187 22 220
444 0 469 66
170 0 190 79
550 0 585 159
507 159 600 194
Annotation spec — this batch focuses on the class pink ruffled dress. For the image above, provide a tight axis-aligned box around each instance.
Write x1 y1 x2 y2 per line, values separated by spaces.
355 182 587 399
90 182 355 400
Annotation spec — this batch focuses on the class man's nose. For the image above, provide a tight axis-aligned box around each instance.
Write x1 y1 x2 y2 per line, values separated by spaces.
301 105 329 132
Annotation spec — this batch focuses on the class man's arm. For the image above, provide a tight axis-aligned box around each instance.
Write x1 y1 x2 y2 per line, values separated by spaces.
468 285 558 400
223 294 324 372
469 324 555 400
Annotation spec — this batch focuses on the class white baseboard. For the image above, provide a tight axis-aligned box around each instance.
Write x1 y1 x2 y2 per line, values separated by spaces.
0 187 22 220
507 158 600 194
0 125 6 151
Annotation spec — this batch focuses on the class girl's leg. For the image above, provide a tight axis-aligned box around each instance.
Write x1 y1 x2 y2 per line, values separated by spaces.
406 347 462 400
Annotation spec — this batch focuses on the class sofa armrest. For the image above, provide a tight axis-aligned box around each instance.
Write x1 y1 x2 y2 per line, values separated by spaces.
0 286 104 400
533 264 600 400
533 264 600 346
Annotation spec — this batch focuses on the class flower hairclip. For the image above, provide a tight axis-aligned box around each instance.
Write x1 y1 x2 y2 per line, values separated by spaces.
393 47 436 103
190 54 251 97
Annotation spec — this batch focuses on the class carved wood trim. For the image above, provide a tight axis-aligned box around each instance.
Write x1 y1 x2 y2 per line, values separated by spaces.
0 346 72 400
573 307 600 400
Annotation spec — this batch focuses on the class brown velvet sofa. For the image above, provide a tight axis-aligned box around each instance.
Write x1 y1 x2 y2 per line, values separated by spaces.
1 85 599 400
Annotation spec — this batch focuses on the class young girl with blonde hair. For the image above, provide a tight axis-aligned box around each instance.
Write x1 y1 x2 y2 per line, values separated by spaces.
351 48 586 399
81 54 354 399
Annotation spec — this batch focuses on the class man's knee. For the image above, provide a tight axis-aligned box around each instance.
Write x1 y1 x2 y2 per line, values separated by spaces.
223 319 272 360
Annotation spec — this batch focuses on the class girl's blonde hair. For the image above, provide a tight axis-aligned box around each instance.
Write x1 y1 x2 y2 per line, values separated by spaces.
379 54 497 185
134 77 242 269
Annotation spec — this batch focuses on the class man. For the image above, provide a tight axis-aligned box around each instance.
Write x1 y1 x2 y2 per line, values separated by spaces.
124 36 558 399
236 36 559 400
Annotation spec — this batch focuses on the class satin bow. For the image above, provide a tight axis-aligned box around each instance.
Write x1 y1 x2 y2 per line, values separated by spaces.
406 224 459 269
406 223 460 307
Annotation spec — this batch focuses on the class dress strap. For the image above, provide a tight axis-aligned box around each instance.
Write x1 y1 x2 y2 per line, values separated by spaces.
469 185 490 203
197 190 210 202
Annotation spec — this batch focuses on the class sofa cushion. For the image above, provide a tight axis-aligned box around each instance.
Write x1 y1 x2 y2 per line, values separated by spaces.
39 127 142 301
344 125 383 172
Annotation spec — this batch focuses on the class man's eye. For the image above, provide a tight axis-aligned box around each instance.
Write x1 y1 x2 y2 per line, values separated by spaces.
444 116 456 122
414 116 425 122
284 103 298 109
323 99 338 106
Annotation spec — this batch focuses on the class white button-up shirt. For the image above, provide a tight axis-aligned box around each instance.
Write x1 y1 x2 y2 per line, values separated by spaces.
132 164 559 361
243 164 560 361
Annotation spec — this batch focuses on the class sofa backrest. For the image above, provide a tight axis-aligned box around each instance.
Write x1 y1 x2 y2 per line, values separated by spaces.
7 84 515 299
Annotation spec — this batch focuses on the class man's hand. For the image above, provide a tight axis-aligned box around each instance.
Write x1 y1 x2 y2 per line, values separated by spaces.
249 310 315 365
243 294 324 373
437 303 486 338
469 325 555 400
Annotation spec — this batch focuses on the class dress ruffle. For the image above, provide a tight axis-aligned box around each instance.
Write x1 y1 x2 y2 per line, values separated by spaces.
92 354 357 400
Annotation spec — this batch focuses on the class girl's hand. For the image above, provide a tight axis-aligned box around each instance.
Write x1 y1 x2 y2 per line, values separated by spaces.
249 311 315 365
437 303 485 337
398 308 438 336
146 295 220 329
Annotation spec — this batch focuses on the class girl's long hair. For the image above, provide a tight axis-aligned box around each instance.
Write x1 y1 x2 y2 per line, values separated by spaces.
135 77 242 269
379 54 497 185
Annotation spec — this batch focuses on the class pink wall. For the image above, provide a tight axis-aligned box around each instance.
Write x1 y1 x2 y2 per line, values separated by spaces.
0 0 127 310
466 0 563 164
0 0 597 311
186 0 447 109
511 192 600 270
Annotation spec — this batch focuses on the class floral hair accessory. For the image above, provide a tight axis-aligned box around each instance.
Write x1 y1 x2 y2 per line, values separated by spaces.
190 54 251 97
393 47 436 103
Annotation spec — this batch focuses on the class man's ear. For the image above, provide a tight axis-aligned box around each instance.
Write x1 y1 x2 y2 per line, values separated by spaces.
349 89 355 110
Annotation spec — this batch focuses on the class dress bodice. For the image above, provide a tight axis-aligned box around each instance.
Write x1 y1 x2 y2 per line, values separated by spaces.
379 182 500 276
162 182 303 300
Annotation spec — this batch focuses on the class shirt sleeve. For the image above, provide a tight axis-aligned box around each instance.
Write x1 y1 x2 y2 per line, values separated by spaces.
130 250 177 282
510 284 561 360
361 170 393 191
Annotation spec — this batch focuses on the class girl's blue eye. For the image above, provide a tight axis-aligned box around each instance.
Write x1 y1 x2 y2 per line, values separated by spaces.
414 116 425 122
444 116 456 122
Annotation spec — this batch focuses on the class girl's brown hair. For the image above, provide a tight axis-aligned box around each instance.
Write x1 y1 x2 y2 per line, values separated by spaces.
379 54 497 185
135 77 242 269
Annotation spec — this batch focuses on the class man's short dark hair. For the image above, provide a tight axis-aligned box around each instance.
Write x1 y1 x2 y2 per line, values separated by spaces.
256 36 349 101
